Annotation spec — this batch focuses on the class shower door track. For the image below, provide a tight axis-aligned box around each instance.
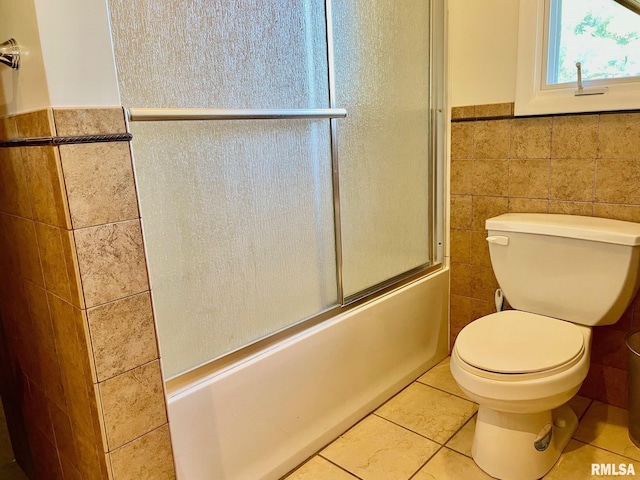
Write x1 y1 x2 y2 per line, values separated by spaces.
166 261 443 394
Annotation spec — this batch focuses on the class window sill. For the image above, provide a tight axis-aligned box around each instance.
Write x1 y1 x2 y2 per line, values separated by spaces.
515 82 640 116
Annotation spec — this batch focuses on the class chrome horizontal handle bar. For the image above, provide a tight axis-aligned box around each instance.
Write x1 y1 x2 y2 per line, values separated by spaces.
126 108 347 122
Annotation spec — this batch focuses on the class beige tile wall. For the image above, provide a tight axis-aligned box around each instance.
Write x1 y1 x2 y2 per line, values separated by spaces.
0 108 176 479
450 103 640 409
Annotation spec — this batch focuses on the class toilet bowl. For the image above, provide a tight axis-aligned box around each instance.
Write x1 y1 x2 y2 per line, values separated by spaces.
450 213 640 480
450 311 592 480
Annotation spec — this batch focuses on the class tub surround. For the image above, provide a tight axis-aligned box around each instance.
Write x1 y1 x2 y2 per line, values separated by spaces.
0 107 176 479
450 102 640 408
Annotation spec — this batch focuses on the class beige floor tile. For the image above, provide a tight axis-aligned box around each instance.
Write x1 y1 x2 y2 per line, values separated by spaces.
567 395 591 420
0 462 28 480
284 456 357 480
376 383 477 444
0 397 15 466
544 440 639 479
445 415 476 458
0 398 26 480
413 447 493 480
417 357 469 400
320 415 439 480
573 401 640 461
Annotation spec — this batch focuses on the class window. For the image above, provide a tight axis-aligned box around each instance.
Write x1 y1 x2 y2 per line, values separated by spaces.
515 0 640 115
547 0 640 85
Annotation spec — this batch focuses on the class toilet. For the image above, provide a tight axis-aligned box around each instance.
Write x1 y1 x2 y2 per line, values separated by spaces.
450 213 640 480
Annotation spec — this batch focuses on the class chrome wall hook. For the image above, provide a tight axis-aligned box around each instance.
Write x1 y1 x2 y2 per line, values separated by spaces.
0 39 20 70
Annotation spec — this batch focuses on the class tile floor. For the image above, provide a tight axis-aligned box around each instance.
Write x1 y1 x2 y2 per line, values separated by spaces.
0 398 28 480
283 357 640 480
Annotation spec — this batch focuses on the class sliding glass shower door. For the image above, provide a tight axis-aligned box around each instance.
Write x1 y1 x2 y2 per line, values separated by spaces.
333 0 432 298
108 0 440 379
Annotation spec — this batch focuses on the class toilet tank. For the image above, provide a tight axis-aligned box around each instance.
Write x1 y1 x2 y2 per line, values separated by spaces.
486 213 640 326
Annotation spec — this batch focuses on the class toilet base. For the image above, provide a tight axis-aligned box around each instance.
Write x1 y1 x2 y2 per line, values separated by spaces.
472 403 577 480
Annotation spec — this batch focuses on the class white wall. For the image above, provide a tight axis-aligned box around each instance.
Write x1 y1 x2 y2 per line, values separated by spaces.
0 0 119 115
2 0 518 112
448 0 520 107
33 0 120 108
0 0 49 115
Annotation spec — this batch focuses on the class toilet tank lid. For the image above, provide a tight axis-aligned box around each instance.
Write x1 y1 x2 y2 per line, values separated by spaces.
486 213 640 246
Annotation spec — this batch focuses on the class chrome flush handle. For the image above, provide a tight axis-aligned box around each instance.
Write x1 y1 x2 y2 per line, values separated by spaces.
486 236 509 246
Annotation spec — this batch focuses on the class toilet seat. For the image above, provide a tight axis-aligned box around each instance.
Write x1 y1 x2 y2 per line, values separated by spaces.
454 311 585 379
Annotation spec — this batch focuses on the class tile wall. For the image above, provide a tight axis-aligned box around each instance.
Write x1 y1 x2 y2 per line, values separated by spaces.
0 108 176 479
450 102 640 409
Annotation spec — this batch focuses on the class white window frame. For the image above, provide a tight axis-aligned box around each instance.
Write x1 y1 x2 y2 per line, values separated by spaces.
515 0 640 116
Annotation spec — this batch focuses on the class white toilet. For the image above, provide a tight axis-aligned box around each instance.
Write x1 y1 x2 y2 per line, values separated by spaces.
450 213 640 480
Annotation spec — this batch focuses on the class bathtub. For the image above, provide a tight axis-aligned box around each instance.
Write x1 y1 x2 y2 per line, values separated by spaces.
167 267 449 480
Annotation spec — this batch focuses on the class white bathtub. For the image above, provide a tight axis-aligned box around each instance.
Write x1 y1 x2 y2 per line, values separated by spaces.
167 267 449 480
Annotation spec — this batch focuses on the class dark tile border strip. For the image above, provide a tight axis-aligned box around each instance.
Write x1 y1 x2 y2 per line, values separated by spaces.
452 115 514 123
451 107 640 123
0 133 133 148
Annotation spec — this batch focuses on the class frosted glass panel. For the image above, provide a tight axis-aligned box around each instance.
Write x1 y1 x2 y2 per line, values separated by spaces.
131 121 336 378
108 0 335 378
108 0 328 108
333 0 432 297
108 0 436 378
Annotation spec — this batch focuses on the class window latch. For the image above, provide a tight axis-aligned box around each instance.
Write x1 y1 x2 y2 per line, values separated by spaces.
575 62 608 96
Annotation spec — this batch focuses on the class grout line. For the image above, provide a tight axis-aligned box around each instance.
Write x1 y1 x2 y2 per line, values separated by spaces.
593 114 601 205
371 400 477 447
413 379 476 403
407 444 446 480
576 398 594 422
289 414 378 477
281 452 326 478
84 289 151 312
72 216 142 234
316 455 364 480
107 423 168 454
443 411 477 456
569 438 640 464
308 377 474 478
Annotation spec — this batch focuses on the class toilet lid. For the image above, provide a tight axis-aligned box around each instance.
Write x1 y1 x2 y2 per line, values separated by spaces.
455 311 585 374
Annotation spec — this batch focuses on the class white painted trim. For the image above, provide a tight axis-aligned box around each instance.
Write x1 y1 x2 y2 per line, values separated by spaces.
167 269 449 480
515 0 640 116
